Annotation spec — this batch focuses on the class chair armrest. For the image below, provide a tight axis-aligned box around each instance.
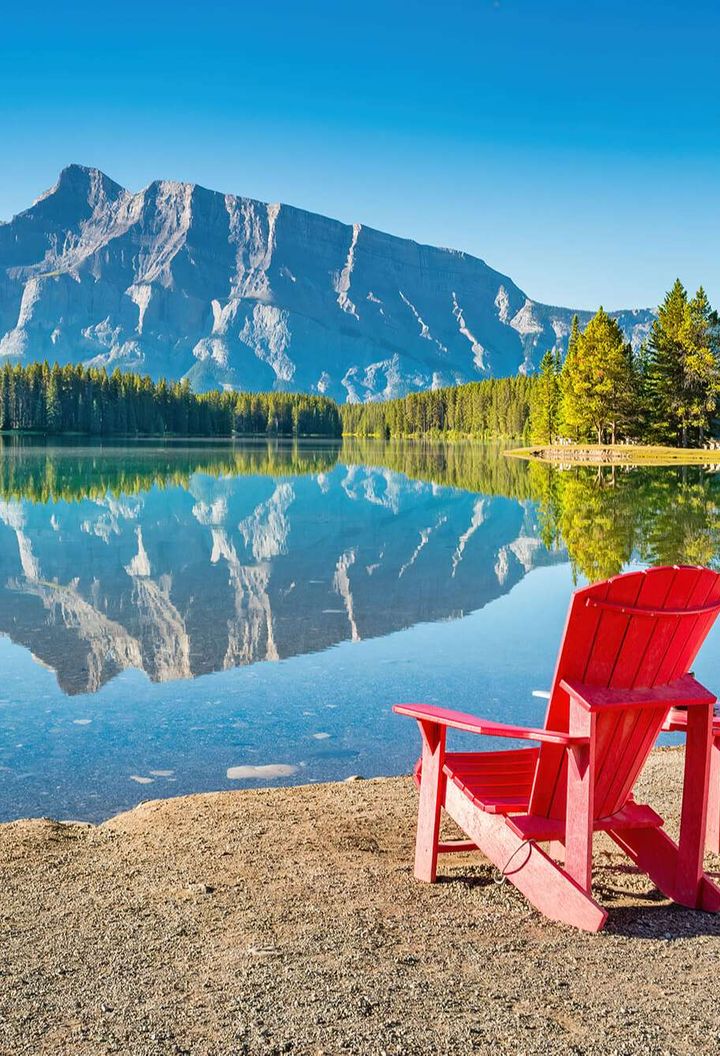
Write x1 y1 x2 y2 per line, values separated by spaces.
663 706 720 733
560 673 717 714
392 702 586 746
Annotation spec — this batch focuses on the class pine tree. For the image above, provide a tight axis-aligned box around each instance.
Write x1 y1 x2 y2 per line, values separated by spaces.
644 279 688 443
644 280 720 446
679 286 719 444
46 365 62 434
528 350 559 443
558 315 581 439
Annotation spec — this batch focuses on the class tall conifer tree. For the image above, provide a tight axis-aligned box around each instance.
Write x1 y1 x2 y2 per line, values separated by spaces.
529 350 560 443
644 279 688 442
645 280 720 445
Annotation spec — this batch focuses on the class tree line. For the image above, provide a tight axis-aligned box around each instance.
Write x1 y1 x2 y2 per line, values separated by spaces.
341 280 720 448
1 359 535 442
530 280 720 447
340 376 534 439
2 279 717 447
0 362 342 438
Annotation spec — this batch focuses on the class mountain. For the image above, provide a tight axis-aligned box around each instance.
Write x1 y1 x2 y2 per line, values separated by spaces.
0 164 655 402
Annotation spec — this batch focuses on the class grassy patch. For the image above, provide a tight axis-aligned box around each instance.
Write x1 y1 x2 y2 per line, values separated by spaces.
506 443 720 466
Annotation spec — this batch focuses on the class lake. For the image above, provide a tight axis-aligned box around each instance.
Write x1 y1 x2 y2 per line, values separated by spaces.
0 437 719 823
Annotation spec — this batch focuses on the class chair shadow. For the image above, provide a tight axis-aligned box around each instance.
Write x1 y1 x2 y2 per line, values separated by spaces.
434 865 498 891
435 861 720 938
595 863 720 937
603 902 720 939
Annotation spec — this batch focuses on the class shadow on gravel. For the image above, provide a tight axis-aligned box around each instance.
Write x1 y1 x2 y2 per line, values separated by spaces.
431 861 720 939
434 864 498 891
603 903 720 939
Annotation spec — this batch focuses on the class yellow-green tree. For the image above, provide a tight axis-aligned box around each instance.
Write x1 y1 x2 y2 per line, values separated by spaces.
558 315 581 440
559 308 636 443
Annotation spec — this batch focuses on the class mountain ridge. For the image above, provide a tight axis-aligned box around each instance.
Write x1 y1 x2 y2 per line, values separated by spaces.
0 165 655 402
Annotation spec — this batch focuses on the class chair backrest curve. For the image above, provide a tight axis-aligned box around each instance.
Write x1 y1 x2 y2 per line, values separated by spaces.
528 565 720 821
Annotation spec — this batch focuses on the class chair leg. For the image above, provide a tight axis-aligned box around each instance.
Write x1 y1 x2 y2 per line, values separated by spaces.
706 736 720 855
677 702 713 903
612 705 720 910
414 720 446 883
564 745 594 893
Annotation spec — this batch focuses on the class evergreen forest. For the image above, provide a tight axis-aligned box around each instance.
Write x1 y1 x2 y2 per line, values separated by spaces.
0 281 716 447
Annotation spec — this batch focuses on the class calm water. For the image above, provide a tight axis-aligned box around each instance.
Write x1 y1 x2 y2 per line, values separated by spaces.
0 438 719 822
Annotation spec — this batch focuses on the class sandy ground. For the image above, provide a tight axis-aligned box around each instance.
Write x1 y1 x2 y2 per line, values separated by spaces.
1 747 719 1056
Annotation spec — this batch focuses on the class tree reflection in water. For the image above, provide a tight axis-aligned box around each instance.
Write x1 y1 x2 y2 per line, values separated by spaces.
526 460 720 582
344 440 720 583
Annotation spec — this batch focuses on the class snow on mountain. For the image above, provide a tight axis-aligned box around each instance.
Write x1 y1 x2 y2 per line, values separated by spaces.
0 165 655 401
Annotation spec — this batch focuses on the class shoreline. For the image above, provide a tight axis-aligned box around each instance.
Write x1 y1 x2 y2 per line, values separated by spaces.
506 443 720 465
2 746 719 1054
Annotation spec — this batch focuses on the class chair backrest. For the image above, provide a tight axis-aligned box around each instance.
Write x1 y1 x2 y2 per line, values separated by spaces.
528 565 720 821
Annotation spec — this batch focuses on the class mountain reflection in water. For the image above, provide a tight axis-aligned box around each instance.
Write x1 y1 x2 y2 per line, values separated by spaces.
0 437 719 822
0 440 559 695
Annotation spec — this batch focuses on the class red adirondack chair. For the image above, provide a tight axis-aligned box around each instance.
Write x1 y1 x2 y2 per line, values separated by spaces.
394 565 720 931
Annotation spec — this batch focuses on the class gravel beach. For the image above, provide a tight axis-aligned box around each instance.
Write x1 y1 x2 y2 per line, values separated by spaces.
1 746 719 1056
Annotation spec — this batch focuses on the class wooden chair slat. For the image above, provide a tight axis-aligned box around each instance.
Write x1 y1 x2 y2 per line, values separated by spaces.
668 571 720 681
653 568 716 684
609 566 680 689
525 589 602 818
596 706 667 818
631 567 702 686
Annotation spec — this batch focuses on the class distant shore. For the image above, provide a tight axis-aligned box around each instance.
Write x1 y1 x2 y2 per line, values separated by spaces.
2 747 719 1054
507 443 720 465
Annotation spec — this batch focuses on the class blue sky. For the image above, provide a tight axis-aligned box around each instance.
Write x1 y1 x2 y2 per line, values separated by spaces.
1 0 717 310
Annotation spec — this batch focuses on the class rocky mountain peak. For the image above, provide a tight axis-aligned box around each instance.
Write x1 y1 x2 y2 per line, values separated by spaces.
34 163 125 211
0 165 656 401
